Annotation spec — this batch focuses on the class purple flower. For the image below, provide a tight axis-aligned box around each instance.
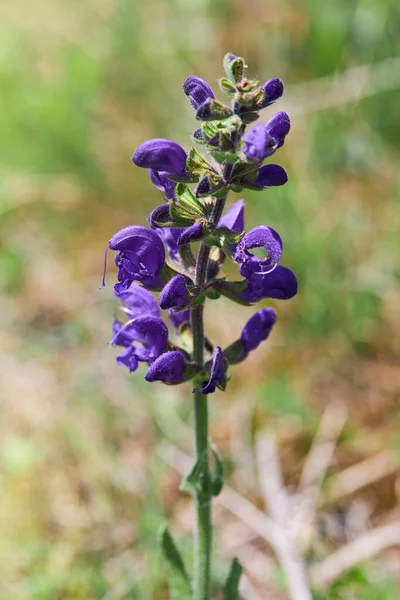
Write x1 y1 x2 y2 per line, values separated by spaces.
149 169 177 200
132 139 187 178
112 315 168 373
178 222 205 246
240 308 277 359
240 265 298 303
109 226 166 292
200 346 226 395
242 112 290 163
183 76 215 110
168 308 191 330
115 282 160 318
145 351 186 384
159 274 189 311
259 78 284 109
156 228 183 262
252 164 288 188
234 226 283 280
219 199 245 233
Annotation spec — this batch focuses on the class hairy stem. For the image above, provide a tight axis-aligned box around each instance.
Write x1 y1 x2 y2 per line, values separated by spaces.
191 195 226 600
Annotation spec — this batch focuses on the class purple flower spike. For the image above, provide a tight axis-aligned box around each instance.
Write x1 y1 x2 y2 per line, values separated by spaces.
177 222 205 246
183 76 215 110
109 226 166 291
168 309 191 330
252 164 288 188
132 139 187 178
219 199 245 233
200 346 226 395
148 169 177 200
259 78 284 108
159 274 189 311
241 265 298 303
240 308 277 358
145 351 185 384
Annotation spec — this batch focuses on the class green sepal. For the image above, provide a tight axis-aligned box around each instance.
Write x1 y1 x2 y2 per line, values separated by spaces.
209 279 251 306
159 523 191 600
175 183 207 217
178 244 196 270
178 322 193 354
230 184 244 193
151 205 193 229
159 263 186 286
205 287 221 300
235 86 265 109
211 150 239 165
231 161 259 182
218 77 237 95
222 339 245 365
210 440 224 497
223 557 243 600
240 111 260 124
180 449 209 504
203 227 244 260
196 99 233 121
201 122 218 141
223 53 247 84
236 78 260 93
185 147 213 178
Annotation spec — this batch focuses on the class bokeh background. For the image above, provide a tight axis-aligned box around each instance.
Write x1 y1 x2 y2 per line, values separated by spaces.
1 0 400 598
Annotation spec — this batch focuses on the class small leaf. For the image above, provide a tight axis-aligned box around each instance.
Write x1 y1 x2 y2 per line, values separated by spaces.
159 524 191 600
180 449 208 497
186 147 212 178
210 280 250 306
174 183 207 219
223 557 243 600
210 440 224 497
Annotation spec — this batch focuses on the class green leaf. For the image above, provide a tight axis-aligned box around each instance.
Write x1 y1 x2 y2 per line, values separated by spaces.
223 557 243 600
159 524 191 600
175 183 206 217
210 440 224 497
240 111 260 124
179 449 208 497
210 280 250 306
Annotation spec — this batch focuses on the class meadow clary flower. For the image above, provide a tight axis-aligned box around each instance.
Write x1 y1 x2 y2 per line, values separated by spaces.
168 308 191 330
159 274 189 311
200 346 226 395
183 76 215 110
242 112 290 163
240 308 277 359
149 169 177 200
234 226 283 280
109 226 165 292
145 351 186 384
111 284 168 373
252 164 288 188
258 78 284 108
240 265 298 303
132 139 187 178
219 199 245 233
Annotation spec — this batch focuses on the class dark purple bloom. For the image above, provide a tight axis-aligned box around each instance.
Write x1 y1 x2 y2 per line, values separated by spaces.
145 350 186 384
168 308 191 330
159 274 189 311
115 282 160 318
264 112 290 156
234 226 283 280
200 346 226 395
156 228 183 262
149 169 177 200
112 315 168 373
219 199 245 233
240 265 298 303
132 139 187 178
183 76 215 110
178 222 205 246
252 164 288 188
259 78 284 108
240 308 277 359
109 226 165 292
242 123 269 162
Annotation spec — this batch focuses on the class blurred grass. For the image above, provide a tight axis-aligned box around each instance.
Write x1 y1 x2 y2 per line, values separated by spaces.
1 0 400 597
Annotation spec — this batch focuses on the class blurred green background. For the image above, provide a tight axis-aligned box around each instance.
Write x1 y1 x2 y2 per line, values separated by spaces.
1 0 400 598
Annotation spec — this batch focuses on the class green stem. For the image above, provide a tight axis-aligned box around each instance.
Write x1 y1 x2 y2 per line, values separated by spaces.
191 196 226 600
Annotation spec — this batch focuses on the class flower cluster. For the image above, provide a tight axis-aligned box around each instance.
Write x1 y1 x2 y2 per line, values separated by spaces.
104 53 297 394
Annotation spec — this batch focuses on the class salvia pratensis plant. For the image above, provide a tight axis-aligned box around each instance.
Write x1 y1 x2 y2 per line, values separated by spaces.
103 53 297 600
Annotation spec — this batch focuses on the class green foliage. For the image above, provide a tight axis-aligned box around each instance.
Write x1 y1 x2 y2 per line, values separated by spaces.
159 524 191 600
222 557 243 600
